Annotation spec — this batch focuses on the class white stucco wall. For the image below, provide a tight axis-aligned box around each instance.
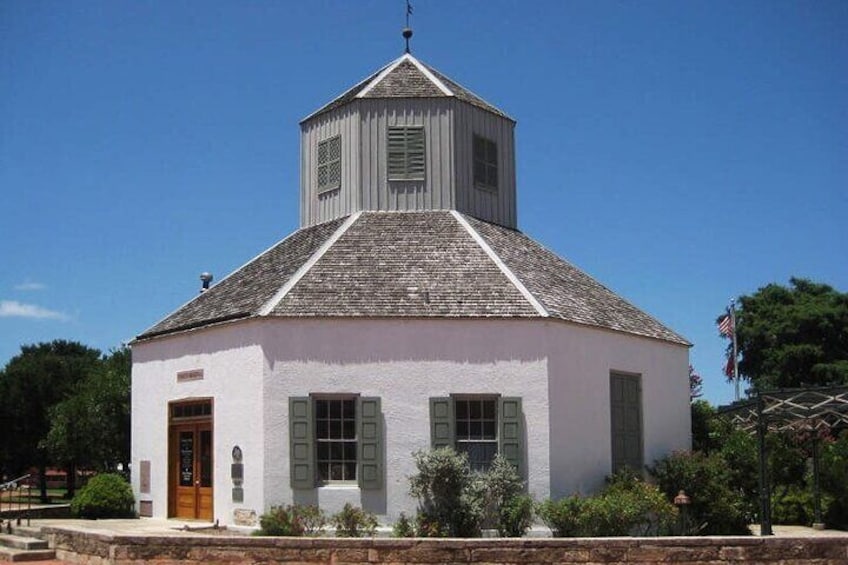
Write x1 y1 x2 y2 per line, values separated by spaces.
260 317 551 522
546 322 691 498
131 322 266 523
131 315 689 526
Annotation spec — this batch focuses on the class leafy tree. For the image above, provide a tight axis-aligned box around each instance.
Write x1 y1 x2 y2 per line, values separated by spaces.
689 365 703 401
0 341 101 500
727 278 848 391
44 346 131 491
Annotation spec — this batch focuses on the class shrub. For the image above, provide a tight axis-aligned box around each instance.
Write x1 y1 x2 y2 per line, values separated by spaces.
650 450 750 535
538 472 675 537
70 473 134 519
392 512 416 537
537 495 587 537
256 504 325 536
820 432 848 529
480 455 533 537
409 448 483 537
331 503 378 537
772 485 832 526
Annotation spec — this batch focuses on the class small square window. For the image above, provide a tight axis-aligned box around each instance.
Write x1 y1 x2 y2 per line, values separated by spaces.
317 136 341 193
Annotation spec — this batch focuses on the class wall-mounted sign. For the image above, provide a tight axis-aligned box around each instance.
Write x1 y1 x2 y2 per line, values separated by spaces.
177 369 204 383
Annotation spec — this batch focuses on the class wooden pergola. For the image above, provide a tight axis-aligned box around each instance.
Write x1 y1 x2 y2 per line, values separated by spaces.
719 385 848 535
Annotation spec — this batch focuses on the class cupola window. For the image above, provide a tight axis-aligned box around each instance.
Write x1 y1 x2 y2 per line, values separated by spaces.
473 134 498 191
317 135 341 193
387 126 425 181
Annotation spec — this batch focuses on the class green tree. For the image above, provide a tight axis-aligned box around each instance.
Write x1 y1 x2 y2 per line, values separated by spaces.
728 278 848 391
0 340 101 500
44 346 131 492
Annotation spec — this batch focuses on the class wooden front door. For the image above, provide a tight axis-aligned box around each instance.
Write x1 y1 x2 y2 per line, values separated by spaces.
169 400 213 520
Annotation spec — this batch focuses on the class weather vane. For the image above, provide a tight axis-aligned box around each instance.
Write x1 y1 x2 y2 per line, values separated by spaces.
403 0 414 54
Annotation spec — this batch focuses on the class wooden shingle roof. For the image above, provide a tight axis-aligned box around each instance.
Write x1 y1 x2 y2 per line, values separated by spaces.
302 53 512 122
137 211 689 345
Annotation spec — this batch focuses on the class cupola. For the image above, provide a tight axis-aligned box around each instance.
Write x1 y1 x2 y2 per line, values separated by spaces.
299 53 517 229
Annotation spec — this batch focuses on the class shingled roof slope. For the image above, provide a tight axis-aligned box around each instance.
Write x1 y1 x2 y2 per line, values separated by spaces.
303 53 510 122
138 217 346 339
464 215 690 345
272 212 537 318
138 211 687 346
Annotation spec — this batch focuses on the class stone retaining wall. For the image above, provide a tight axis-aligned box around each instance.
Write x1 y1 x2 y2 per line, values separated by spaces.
42 527 848 565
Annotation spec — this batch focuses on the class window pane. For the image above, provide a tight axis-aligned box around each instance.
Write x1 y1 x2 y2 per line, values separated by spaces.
470 401 482 419
344 441 357 460
329 401 342 419
343 419 356 440
482 400 496 419
344 462 357 481
470 421 482 439
330 421 342 439
318 142 328 163
343 399 355 418
316 400 328 418
483 421 496 439
316 419 328 439
318 464 329 482
456 420 468 439
456 400 468 419
330 442 343 460
330 463 343 481
317 442 329 460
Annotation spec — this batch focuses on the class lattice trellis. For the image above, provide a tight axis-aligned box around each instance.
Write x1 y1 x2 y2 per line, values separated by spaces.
721 385 848 434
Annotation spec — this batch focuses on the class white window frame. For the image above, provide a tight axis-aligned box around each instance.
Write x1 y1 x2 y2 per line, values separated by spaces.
454 395 499 471
387 126 425 181
313 394 358 484
317 135 341 193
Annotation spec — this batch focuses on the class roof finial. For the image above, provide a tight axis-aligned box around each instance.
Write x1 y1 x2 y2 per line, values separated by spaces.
403 0 413 54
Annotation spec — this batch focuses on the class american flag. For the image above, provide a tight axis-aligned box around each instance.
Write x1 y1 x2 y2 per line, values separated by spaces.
718 313 734 337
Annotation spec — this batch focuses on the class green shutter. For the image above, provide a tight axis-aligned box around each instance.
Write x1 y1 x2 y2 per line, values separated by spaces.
289 397 314 489
499 397 523 475
610 373 643 474
358 397 382 490
430 397 454 450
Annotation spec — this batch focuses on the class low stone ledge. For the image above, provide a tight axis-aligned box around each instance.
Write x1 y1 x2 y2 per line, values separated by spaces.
39 526 848 565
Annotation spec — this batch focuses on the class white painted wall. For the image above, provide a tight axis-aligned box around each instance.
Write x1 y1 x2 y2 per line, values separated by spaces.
131 321 266 524
260 317 551 522
545 321 691 498
132 315 688 526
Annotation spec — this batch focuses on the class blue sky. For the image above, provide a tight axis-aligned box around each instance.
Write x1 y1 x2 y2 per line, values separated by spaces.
1 1 846 406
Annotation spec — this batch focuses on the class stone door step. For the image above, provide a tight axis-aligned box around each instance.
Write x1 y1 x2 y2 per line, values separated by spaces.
0 546 57 562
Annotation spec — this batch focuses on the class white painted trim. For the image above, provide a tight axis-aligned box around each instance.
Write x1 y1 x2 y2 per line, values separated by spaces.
258 212 362 316
357 53 454 99
450 211 549 317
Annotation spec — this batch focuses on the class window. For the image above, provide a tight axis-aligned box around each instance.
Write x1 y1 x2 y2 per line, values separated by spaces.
387 126 425 180
610 373 643 474
289 396 382 490
317 135 341 192
430 396 523 474
455 398 498 471
315 397 357 482
473 134 498 191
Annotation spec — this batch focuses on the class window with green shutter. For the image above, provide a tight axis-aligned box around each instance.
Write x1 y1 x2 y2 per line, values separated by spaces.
429 395 523 473
387 126 425 181
317 135 341 193
610 373 644 474
289 395 383 490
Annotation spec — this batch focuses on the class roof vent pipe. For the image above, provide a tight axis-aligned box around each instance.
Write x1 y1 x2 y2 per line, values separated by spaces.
200 272 213 293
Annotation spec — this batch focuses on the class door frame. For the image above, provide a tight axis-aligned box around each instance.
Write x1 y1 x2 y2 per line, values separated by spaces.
167 398 214 520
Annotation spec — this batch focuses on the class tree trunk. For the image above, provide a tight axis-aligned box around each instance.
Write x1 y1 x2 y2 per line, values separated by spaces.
38 463 48 504
65 462 76 499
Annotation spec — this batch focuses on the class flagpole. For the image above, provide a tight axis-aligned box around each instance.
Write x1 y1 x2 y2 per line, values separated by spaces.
730 300 740 401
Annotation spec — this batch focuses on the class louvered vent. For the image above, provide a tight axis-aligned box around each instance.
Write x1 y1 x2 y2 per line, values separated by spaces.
387 126 425 181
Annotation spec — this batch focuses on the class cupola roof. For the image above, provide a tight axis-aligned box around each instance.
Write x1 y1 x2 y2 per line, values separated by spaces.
302 53 512 123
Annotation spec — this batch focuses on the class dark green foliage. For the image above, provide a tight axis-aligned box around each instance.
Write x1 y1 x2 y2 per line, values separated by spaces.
649 451 750 535
392 512 416 537
480 455 534 537
538 471 676 537
730 278 848 390
771 485 831 526
256 504 326 536
70 473 135 519
408 448 483 537
330 503 378 537
0 341 101 498
820 433 848 529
